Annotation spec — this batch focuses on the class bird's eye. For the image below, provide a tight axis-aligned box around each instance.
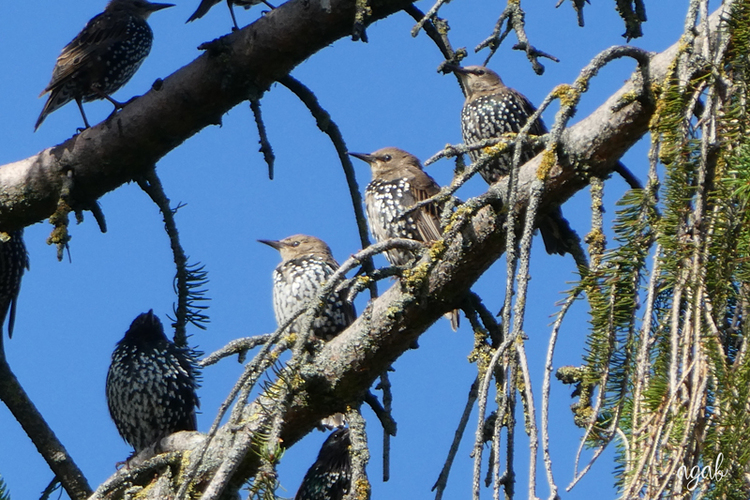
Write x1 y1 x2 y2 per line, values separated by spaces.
292 241 301 247
383 155 392 161
476 70 485 75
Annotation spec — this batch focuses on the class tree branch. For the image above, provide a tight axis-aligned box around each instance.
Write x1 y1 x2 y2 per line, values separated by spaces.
0 0 417 233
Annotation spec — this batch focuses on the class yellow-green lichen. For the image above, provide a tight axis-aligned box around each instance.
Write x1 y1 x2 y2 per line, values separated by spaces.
353 477 372 500
537 148 557 180
553 83 580 108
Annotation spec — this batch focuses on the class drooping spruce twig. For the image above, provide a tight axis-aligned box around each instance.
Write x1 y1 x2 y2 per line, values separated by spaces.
136 169 210 348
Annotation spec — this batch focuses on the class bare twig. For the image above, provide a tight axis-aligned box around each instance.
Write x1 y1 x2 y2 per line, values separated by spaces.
476 2 558 74
278 75 378 300
432 378 478 500
249 98 276 180
200 334 275 367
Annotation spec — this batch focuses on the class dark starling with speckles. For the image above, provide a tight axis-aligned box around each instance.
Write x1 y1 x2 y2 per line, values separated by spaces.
0 230 29 339
187 0 274 30
295 428 352 500
259 235 355 340
35 0 174 131
349 147 459 330
450 65 576 256
106 310 200 453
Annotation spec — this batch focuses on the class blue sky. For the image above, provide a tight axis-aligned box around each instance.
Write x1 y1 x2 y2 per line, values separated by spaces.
0 0 691 498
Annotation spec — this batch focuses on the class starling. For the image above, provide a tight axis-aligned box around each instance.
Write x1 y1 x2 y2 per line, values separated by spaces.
295 428 352 500
349 147 459 330
0 230 29 339
35 0 174 131
187 0 275 30
349 147 443 267
450 65 576 256
259 235 355 340
106 310 200 453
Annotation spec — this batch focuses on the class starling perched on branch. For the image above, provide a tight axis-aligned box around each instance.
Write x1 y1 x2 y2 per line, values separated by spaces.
349 147 459 330
187 0 274 30
106 310 200 453
259 235 355 340
449 64 576 256
0 231 29 339
295 428 352 500
35 0 174 131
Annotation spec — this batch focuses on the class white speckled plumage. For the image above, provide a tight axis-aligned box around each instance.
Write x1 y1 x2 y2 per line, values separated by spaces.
106 310 199 453
261 235 355 340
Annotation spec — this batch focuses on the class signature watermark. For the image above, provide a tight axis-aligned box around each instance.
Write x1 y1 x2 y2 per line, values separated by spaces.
677 453 727 491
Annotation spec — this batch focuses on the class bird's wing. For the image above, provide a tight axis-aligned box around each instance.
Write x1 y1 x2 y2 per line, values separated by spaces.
43 12 131 93
408 169 443 243
516 91 548 136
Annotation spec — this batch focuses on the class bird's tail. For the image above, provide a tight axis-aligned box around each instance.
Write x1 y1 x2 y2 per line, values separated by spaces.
186 0 215 22
34 90 66 131
538 208 578 257
444 309 460 331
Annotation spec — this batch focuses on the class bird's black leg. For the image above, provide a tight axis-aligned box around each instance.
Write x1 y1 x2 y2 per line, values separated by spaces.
227 1 240 30
75 98 91 130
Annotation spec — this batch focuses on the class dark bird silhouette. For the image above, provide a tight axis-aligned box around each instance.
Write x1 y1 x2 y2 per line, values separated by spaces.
449 64 577 256
259 234 355 340
36 0 174 131
349 147 460 330
0 230 29 339
106 310 200 453
295 428 352 500
187 0 274 30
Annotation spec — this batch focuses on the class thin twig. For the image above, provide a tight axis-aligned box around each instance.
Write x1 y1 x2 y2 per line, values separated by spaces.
278 75 378 300
249 98 275 180
432 378 478 500
199 334 275 367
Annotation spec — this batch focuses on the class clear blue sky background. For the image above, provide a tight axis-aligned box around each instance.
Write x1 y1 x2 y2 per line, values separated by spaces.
0 0 695 498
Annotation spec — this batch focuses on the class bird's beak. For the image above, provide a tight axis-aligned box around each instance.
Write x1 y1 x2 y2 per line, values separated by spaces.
148 2 176 12
348 152 375 164
258 239 282 250
144 309 158 325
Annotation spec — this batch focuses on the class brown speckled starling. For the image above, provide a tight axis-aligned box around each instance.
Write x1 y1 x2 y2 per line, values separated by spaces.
35 0 174 131
259 235 355 340
349 147 459 330
187 0 274 30
450 65 575 256
349 148 443 266
0 230 29 339
106 310 200 453
295 428 352 500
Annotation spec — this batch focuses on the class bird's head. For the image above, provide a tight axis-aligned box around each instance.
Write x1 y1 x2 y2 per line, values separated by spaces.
445 65 505 98
107 0 175 18
348 147 423 181
318 427 351 460
258 234 334 262
121 309 167 345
